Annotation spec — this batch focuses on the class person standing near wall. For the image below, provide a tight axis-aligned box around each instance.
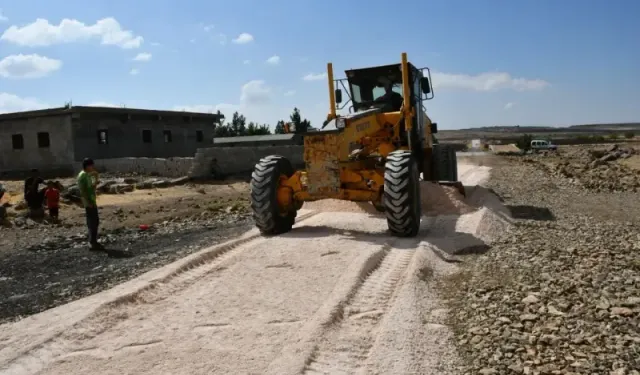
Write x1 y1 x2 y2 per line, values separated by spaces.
24 169 45 218
0 183 6 222
78 158 103 250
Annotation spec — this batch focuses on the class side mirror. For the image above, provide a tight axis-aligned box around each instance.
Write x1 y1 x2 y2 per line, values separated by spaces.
421 77 431 94
335 89 342 104
430 122 438 134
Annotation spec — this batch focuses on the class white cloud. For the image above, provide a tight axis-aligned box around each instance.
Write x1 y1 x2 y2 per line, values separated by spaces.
232 33 254 44
0 17 143 49
241 80 271 105
189 38 196 44
150 42 161 47
133 52 152 62
203 24 214 32
172 103 239 114
174 81 277 122
0 54 62 79
284 90 296 97
217 33 227 45
243 60 251 65
266 55 280 65
129 68 139 76
0 9 8 22
303 72 327 81
86 101 119 107
504 102 514 110
431 71 549 92
0 93 48 113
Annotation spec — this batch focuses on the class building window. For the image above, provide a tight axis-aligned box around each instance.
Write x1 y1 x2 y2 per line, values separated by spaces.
37 132 50 148
163 130 172 143
142 129 152 143
196 130 204 142
97 129 108 145
12 134 24 150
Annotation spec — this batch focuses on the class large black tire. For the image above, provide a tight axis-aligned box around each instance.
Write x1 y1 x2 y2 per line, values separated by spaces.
384 150 421 237
431 144 458 181
250 155 296 235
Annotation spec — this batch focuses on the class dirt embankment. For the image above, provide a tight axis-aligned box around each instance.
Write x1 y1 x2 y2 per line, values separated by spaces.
515 143 640 192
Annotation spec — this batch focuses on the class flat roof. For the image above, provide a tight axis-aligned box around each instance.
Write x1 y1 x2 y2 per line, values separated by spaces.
0 106 225 121
213 134 299 143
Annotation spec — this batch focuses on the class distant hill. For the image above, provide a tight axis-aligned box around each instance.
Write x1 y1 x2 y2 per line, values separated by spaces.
438 122 640 143
454 123 640 133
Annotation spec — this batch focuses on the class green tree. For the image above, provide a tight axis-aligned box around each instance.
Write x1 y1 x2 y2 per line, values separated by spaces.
274 120 287 134
289 107 311 134
247 122 272 135
213 121 232 137
624 131 635 139
516 134 533 151
230 111 247 136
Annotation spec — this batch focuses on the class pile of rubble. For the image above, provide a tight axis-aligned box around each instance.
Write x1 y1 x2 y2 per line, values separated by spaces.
63 176 191 202
532 144 639 192
442 158 640 374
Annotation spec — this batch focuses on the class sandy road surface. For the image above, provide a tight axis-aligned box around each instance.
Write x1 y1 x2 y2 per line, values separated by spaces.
0 162 505 375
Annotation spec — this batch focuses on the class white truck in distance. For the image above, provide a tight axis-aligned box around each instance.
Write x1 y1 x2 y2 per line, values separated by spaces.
530 139 558 152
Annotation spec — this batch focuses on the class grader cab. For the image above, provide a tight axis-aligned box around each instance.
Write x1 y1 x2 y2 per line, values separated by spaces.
250 52 462 237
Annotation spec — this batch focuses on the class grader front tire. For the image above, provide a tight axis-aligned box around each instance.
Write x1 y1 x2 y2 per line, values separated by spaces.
383 150 422 237
250 155 296 236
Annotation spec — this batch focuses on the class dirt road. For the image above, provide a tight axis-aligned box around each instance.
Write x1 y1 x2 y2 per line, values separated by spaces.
0 162 506 375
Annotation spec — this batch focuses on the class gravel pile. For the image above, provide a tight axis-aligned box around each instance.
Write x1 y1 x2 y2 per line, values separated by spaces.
441 156 640 374
521 144 640 193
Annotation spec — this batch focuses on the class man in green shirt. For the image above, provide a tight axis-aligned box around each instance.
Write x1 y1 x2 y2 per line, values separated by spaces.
78 158 103 250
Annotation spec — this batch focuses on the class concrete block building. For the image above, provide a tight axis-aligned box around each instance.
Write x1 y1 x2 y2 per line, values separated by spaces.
0 106 223 176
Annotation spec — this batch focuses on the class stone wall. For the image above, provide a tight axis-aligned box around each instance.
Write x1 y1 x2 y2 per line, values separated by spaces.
190 146 305 178
73 157 194 177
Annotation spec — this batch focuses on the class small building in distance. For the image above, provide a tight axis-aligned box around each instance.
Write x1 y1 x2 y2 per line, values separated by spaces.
0 106 224 176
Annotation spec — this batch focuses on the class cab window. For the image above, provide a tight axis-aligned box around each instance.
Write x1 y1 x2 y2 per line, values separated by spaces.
372 85 403 101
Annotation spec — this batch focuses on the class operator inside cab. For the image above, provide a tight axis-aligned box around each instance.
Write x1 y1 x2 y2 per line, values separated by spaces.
373 81 403 112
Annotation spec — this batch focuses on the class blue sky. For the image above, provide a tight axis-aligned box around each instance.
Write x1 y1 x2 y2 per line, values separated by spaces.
0 0 638 129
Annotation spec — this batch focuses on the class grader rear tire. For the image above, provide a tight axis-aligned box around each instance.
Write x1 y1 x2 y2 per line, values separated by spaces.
250 155 296 235
432 144 458 181
384 150 422 237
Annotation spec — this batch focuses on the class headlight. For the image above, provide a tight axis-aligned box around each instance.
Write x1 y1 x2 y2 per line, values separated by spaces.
336 118 346 129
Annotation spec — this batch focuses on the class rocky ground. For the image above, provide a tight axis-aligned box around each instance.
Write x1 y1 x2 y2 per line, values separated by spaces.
0 176 253 324
442 152 640 374
2 146 639 373
521 143 640 193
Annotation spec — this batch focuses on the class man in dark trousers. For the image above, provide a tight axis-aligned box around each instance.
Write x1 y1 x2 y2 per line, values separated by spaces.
24 169 45 218
77 158 104 250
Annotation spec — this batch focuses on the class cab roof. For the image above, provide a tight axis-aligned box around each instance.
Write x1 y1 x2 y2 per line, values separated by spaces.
344 63 420 85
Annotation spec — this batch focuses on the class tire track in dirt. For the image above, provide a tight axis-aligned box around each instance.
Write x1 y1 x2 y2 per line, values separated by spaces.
0 212 321 375
301 247 415 375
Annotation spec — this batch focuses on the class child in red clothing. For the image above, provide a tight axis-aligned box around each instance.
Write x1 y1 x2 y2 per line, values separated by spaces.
44 181 60 220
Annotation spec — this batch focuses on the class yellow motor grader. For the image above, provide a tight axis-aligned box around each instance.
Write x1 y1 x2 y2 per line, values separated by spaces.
250 52 463 237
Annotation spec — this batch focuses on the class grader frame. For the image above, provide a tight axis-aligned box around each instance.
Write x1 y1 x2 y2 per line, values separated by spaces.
250 52 462 237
